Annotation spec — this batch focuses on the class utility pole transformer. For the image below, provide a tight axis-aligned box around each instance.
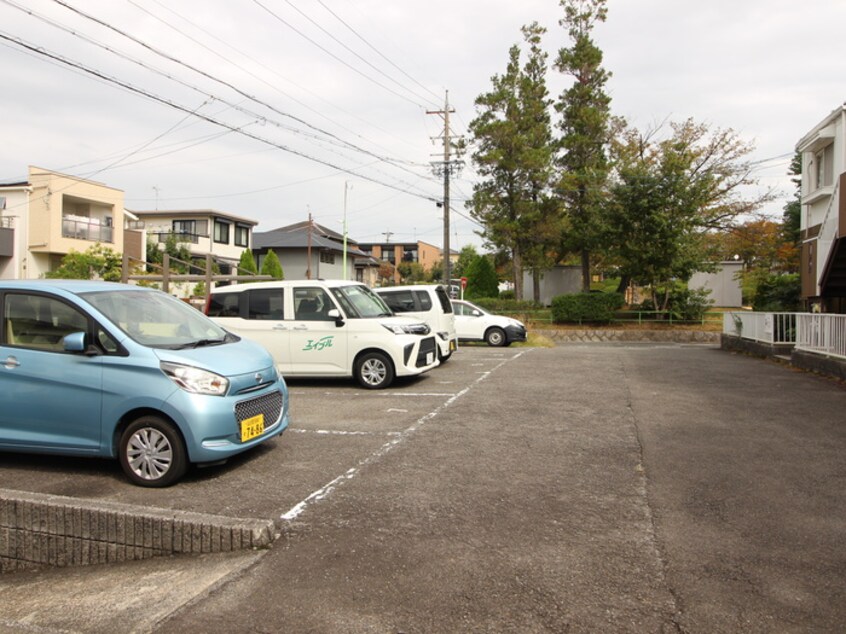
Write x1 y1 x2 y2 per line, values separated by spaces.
427 90 463 286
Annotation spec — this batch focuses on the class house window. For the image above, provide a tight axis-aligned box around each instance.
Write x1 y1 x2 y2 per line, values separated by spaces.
403 247 418 263
380 247 395 264
235 224 250 247
213 219 230 244
814 144 835 190
320 251 335 265
173 219 196 240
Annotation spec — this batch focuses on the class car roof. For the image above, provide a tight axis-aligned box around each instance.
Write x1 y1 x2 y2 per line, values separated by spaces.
374 284 445 292
210 279 366 293
0 280 151 295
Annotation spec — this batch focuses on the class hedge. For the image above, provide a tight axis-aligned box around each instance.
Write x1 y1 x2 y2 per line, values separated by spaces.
551 292 625 324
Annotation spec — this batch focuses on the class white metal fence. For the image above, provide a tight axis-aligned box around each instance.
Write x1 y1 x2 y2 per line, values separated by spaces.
724 311 846 360
795 314 846 360
723 312 798 344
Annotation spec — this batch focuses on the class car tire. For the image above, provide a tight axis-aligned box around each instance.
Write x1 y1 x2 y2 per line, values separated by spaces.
119 416 188 487
438 349 452 363
485 327 507 347
355 351 395 389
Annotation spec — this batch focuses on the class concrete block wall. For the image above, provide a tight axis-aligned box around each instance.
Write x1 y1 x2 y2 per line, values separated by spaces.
0 489 276 573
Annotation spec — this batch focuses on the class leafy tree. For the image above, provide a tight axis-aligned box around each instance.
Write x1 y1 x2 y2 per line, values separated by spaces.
397 261 425 283
146 234 193 274
606 120 774 309
260 249 284 280
427 258 443 283
468 22 557 301
555 0 612 292
47 243 122 281
377 261 395 285
465 255 499 298
452 245 479 279
238 249 258 275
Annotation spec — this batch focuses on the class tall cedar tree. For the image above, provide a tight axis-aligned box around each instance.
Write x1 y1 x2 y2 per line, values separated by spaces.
468 23 556 301
555 0 612 292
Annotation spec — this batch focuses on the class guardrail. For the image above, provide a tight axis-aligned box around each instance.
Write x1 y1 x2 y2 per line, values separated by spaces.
796 313 846 360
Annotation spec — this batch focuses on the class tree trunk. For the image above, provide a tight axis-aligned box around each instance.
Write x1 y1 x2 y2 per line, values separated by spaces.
532 269 541 303
581 248 591 293
513 246 523 300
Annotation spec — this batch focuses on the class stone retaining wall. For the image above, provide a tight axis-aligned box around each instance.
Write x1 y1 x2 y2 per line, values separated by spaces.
0 489 275 573
535 329 720 344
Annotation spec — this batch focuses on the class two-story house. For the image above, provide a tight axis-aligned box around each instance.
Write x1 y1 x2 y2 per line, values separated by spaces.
253 220 378 284
132 209 258 272
0 166 144 280
797 104 846 313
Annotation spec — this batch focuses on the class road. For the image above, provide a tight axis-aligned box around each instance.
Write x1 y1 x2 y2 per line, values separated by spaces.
1 343 845 633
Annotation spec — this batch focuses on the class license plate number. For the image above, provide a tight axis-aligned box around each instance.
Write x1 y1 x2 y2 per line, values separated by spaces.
240 414 265 442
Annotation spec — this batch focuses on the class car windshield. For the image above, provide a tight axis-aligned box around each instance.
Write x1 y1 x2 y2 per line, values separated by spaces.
80 289 231 349
331 284 393 318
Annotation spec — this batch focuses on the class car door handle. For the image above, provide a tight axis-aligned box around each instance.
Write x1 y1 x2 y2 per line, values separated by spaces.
2 356 20 369
272 324 288 330
292 325 308 331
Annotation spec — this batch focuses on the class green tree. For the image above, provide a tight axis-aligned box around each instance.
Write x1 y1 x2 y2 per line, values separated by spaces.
47 243 122 281
146 234 193 274
238 249 258 275
260 250 284 280
468 22 557 301
397 261 425 283
427 258 443 283
555 0 612 292
607 120 774 309
452 245 480 279
465 255 499 299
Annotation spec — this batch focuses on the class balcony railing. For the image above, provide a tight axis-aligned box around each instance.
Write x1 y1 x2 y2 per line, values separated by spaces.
151 231 205 245
62 217 113 243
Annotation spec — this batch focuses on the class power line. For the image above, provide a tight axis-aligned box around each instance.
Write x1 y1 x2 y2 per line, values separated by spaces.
0 30 442 203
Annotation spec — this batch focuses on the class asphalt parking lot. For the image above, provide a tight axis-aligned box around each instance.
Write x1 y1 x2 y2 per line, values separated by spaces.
1 342 846 633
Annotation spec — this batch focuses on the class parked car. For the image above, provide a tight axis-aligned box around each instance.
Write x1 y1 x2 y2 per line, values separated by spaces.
206 280 439 389
0 280 289 487
452 299 528 347
374 284 457 361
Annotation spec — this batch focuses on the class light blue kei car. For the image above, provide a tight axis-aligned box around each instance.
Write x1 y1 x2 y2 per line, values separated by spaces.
0 280 289 486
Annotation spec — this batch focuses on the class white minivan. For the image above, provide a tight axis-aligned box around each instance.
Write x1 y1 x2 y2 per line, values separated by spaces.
374 284 457 362
206 280 439 389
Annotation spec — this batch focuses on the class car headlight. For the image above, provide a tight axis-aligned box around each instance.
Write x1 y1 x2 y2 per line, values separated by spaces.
161 362 229 396
381 322 430 335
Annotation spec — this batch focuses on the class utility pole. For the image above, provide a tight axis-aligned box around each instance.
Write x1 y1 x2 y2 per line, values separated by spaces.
306 211 313 280
342 182 350 280
427 90 463 286
382 230 393 243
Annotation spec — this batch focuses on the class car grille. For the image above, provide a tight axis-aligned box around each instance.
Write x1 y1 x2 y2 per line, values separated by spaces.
235 390 283 425
416 336 436 367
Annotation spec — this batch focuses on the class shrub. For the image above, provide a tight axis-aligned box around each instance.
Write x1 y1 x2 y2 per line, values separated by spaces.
752 273 801 311
551 292 625 324
667 286 713 322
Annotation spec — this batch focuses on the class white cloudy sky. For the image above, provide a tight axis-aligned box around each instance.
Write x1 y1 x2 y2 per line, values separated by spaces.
2 0 844 251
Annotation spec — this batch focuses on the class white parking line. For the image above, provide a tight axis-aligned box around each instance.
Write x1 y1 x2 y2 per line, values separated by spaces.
288 429 402 437
280 349 531 522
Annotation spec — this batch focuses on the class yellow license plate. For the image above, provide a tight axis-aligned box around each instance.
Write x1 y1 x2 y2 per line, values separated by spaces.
449 339 457 351
240 414 265 442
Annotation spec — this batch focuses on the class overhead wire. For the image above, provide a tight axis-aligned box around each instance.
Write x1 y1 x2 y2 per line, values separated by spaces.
0 30 442 203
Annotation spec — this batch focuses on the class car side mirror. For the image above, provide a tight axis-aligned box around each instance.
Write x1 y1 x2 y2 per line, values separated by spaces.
327 308 344 327
472 310 482 317
63 331 98 355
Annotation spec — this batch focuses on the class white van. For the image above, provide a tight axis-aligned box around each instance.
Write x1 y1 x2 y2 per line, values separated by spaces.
374 284 457 362
206 280 439 389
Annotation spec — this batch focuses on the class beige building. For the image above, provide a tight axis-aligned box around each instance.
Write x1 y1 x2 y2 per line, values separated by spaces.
0 166 143 280
356 240 454 284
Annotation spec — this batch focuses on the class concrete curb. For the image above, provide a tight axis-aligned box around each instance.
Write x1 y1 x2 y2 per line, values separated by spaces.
0 488 275 573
